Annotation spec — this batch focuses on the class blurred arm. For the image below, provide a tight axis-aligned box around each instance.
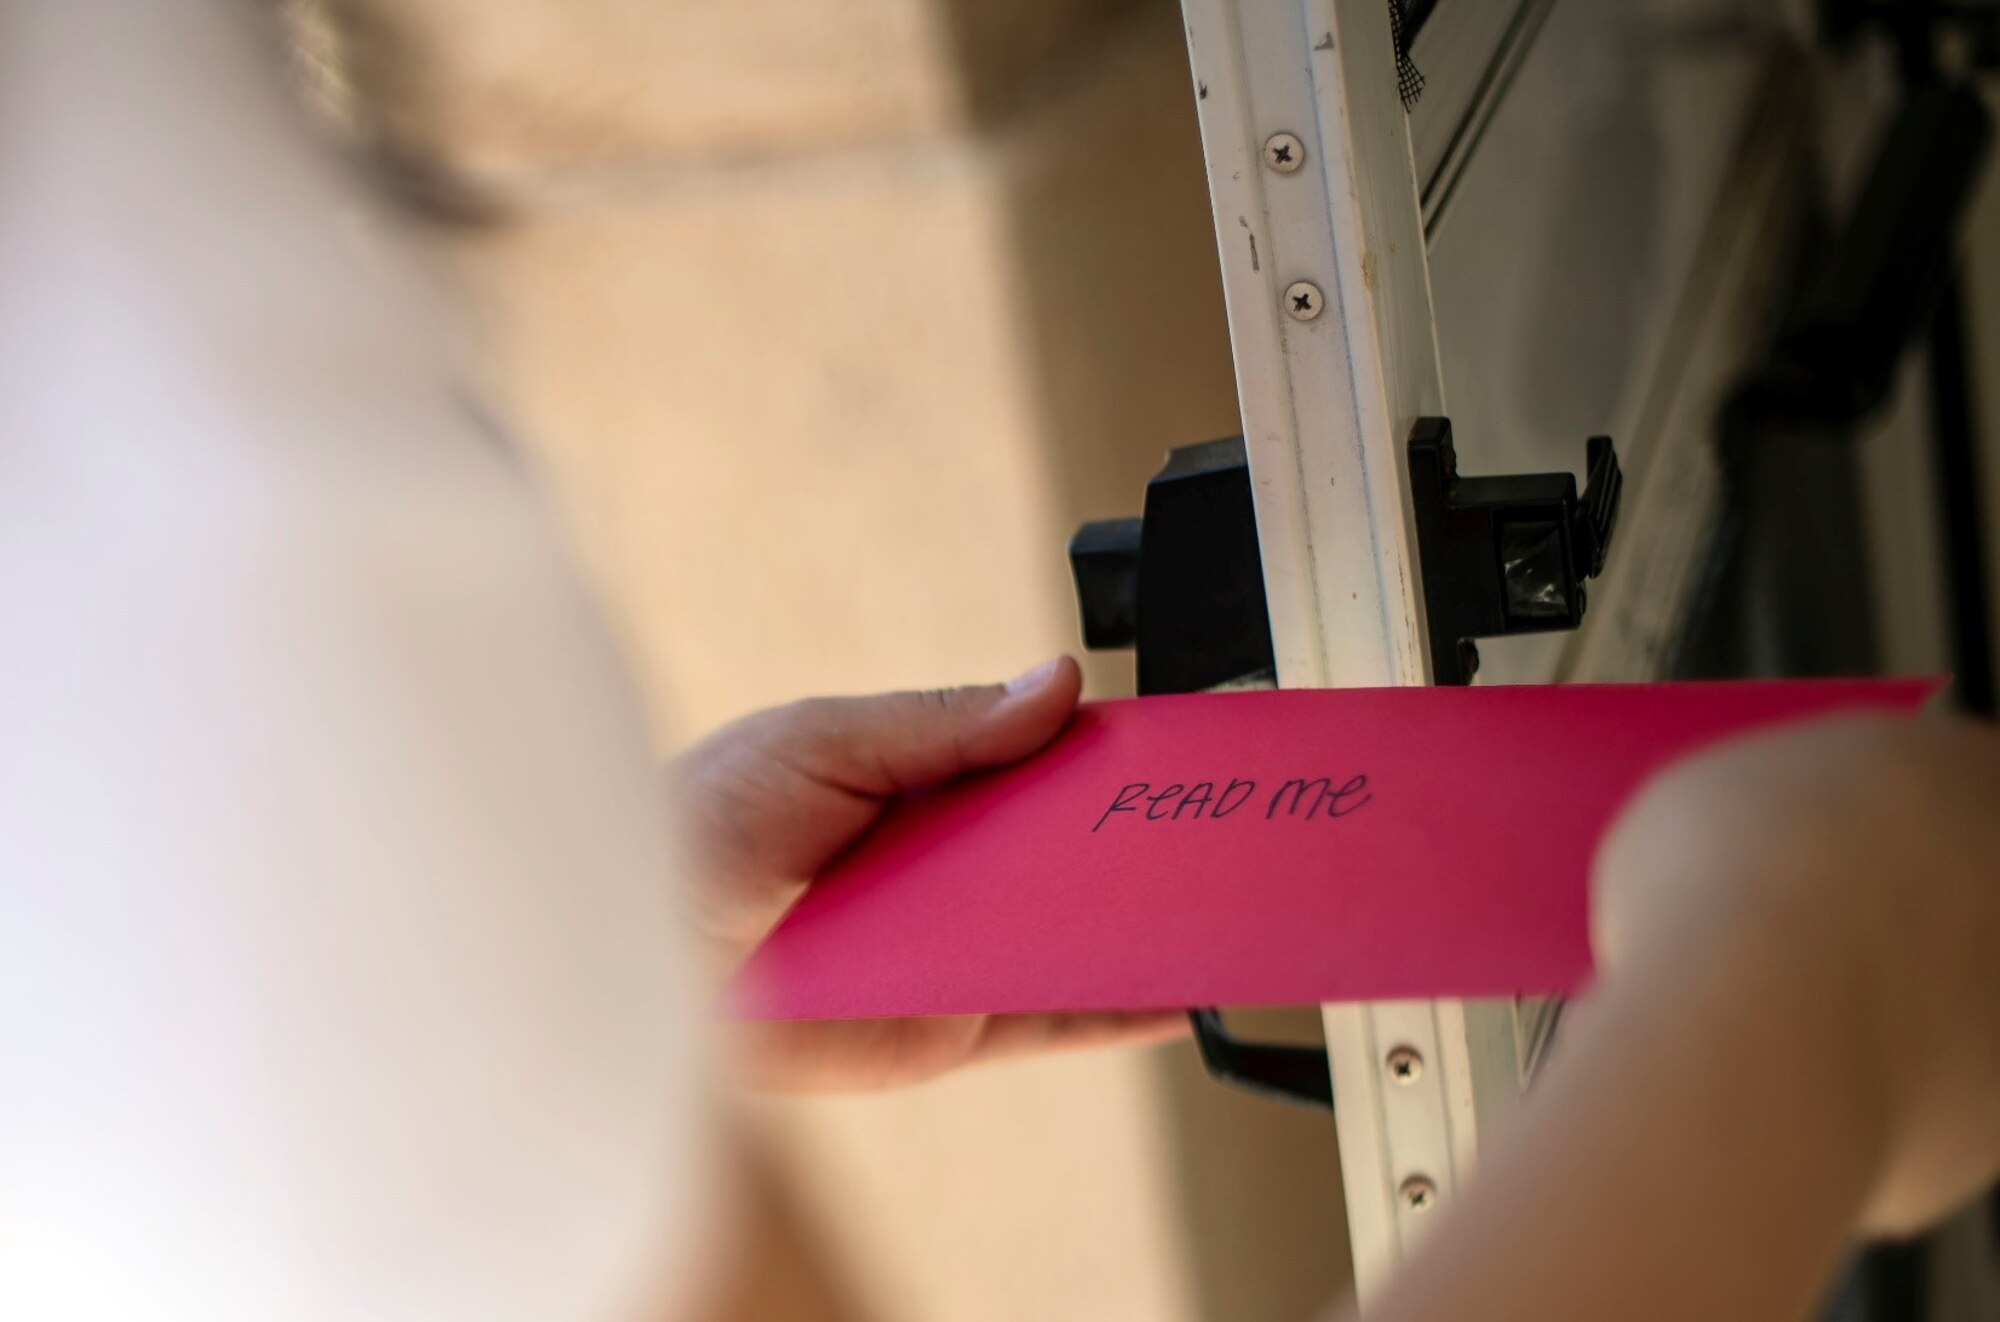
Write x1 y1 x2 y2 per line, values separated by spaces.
1358 717 2000 1322
0 5 711 1320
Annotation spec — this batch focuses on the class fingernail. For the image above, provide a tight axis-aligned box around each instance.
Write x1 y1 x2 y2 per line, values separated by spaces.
1004 657 1064 695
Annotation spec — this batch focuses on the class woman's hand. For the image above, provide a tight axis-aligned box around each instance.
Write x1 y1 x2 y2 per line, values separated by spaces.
671 656 1185 1091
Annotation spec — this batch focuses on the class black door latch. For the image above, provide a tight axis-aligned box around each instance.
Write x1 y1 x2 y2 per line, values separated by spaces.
1409 417 1622 685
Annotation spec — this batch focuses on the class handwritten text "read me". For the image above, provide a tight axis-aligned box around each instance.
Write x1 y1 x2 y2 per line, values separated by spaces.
1091 775 1372 832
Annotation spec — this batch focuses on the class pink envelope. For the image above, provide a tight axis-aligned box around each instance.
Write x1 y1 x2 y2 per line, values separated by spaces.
736 679 1938 1020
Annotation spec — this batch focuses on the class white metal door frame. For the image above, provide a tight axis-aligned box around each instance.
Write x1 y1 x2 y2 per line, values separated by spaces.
1178 0 1524 1301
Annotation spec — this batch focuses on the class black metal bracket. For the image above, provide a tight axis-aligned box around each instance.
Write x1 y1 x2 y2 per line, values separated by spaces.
1688 85 1993 693
1188 1009 1334 1109
1070 437 1277 696
1069 438 1332 1110
1408 418 1622 686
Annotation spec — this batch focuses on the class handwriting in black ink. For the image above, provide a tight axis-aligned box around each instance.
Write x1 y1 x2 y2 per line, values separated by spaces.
1094 782 1150 832
1265 774 1372 821
1091 775 1367 830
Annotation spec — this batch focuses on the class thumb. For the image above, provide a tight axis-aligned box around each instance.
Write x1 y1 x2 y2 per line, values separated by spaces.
773 655 1083 798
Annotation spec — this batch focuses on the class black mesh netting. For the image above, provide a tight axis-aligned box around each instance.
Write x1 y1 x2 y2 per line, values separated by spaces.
1388 0 1437 110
